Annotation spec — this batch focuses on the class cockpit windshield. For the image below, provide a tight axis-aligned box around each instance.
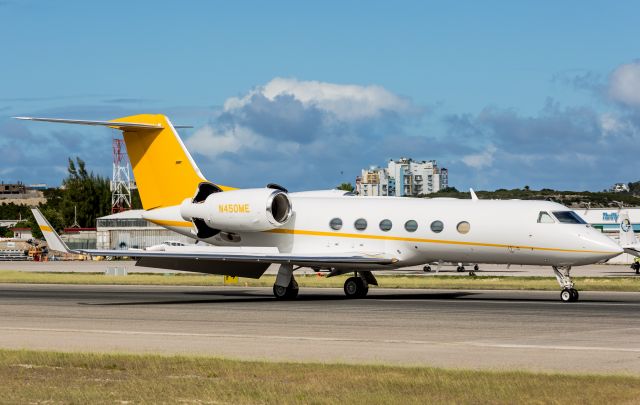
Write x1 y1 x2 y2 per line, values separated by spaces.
537 212 555 223
552 211 587 224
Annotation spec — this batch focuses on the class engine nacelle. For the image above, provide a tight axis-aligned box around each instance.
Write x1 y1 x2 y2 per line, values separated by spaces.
180 188 293 234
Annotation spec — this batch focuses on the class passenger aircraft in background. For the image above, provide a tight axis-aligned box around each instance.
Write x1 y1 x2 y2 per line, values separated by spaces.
18 114 623 302
618 212 640 257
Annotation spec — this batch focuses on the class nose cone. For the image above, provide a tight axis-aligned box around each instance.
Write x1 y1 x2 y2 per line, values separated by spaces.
582 230 623 261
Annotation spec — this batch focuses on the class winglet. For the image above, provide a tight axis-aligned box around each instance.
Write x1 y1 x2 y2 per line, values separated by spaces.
30 208 73 253
469 188 479 201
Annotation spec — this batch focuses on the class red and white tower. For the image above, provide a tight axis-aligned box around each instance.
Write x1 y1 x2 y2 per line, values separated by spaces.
111 137 132 213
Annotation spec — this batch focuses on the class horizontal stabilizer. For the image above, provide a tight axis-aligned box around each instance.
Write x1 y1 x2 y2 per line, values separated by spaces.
30 208 72 253
14 116 162 130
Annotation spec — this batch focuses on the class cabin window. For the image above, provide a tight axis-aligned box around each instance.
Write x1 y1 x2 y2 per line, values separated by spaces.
430 220 444 233
537 211 554 224
329 218 343 230
552 211 587 224
354 218 368 231
457 221 470 234
379 219 392 232
404 220 418 232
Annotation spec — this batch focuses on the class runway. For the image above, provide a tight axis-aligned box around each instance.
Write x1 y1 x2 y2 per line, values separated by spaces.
1 284 640 373
1 260 638 277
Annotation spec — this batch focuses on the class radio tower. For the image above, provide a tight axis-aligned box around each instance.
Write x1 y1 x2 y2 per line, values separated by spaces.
111 137 132 213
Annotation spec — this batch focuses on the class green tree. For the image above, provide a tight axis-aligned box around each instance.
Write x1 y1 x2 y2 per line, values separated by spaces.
438 186 459 193
131 188 143 209
337 182 355 192
60 157 111 228
0 227 12 237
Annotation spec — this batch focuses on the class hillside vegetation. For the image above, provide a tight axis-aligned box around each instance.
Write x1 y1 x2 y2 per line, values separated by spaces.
429 185 640 208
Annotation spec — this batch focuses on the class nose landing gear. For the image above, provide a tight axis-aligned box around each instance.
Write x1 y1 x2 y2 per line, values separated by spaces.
553 266 579 302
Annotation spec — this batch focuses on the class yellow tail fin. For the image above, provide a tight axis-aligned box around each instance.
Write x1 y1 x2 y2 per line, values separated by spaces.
14 114 234 209
111 114 235 209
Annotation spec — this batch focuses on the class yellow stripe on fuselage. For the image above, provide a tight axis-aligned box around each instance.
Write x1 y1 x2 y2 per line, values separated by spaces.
147 219 193 228
148 219 614 255
266 228 615 255
39 225 52 232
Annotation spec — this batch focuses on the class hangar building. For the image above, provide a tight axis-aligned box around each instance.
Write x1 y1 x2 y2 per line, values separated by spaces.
576 207 640 264
96 210 194 250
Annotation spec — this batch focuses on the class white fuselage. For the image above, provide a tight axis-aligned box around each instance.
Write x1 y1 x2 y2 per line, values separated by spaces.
144 194 623 269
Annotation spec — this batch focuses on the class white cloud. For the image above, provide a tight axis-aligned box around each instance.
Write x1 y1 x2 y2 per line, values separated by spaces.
599 112 620 135
186 124 300 159
462 145 497 169
223 77 412 120
186 125 261 158
599 112 639 137
608 61 640 108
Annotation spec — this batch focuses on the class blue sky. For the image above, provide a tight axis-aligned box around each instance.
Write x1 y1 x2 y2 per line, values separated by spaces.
1 0 639 191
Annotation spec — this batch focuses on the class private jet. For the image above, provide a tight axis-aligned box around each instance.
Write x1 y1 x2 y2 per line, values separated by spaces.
18 114 623 302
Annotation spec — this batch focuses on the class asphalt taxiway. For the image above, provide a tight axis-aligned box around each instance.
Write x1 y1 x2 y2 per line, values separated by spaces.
1 284 639 373
0 260 638 277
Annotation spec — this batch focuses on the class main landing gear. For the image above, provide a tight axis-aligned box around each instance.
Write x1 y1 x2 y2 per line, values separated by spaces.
344 276 368 298
273 278 299 300
343 271 377 298
273 263 299 300
553 266 579 302
272 264 378 300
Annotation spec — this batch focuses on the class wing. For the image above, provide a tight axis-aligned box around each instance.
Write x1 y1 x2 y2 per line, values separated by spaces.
80 247 395 266
31 208 396 278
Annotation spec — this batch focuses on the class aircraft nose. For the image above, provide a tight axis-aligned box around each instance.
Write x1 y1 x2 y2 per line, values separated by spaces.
583 230 623 259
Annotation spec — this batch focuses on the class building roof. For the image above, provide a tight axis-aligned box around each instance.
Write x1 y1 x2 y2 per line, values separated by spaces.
97 210 145 220
63 228 97 233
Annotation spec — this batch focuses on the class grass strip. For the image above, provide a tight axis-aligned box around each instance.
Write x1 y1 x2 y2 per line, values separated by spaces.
2 270 640 291
1 349 639 404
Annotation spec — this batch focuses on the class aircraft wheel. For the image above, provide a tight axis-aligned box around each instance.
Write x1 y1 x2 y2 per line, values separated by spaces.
423 265 432 272
344 277 368 298
356 278 369 298
286 286 299 299
570 288 579 301
474 264 479 271
273 285 288 299
560 288 573 302
456 266 465 272
273 279 298 300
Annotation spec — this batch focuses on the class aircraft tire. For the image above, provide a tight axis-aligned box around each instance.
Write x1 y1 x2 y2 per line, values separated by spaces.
570 288 579 301
273 279 298 300
423 265 432 272
355 278 369 298
560 288 573 302
273 285 288 299
344 277 368 298
474 264 479 271
286 286 299 299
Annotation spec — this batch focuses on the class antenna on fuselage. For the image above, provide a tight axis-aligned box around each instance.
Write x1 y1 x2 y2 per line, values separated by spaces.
469 188 479 201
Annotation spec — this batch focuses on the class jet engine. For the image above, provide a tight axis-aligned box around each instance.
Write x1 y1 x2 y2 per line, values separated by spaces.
180 186 292 237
